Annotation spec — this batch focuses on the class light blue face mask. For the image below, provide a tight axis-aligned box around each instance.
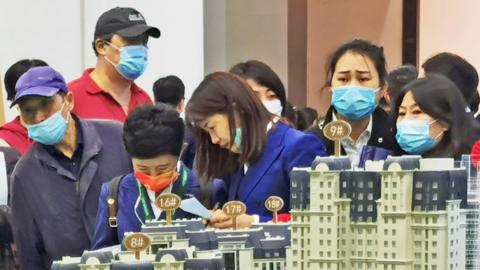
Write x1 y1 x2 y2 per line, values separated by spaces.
263 99 283 116
331 85 379 120
27 103 69 145
395 119 441 154
106 43 148 81
233 128 242 149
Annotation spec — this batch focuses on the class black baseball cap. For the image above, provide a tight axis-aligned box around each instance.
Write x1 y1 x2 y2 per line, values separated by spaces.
94 7 160 38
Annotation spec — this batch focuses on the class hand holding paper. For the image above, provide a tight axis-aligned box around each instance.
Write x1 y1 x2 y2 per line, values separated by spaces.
179 197 213 219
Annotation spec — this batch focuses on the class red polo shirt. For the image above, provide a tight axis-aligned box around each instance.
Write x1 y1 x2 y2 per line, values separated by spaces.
0 116 33 155
68 68 152 123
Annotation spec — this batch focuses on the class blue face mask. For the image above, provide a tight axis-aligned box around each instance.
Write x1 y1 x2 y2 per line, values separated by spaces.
27 103 69 145
106 43 148 81
331 85 378 120
233 128 242 149
395 119 441 154
263 99 283 116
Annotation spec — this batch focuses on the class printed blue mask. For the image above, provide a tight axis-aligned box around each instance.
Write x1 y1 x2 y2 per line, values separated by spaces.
234 128 242 149
331 85 378 120
395 119 442 154
27 102 69 145
106 43 148 81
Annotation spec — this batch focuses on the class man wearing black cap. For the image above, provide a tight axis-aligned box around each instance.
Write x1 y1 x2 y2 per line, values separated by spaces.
10 66 132 269
68 7 160 123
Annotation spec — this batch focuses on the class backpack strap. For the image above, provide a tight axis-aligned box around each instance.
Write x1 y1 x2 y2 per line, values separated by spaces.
107 175 125 228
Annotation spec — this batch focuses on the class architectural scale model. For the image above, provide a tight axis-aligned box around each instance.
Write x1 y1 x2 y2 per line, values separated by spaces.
460 154 480 270
51 155 479 270
51 219 290 270
289 156 468 270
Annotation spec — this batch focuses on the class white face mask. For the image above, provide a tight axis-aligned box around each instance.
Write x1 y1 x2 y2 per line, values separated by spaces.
263 99 283 115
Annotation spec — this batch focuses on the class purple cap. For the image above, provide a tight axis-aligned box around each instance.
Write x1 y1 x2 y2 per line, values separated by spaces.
11 66 68 108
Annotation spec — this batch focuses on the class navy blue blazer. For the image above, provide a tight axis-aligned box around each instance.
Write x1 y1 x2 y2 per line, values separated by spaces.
224 121 326 222
92 164 225 249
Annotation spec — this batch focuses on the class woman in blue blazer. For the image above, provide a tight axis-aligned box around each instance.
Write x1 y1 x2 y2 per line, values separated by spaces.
92 105 224 249
185 72 326 229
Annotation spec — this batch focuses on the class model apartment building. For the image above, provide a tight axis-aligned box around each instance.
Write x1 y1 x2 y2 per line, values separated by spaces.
289 156 468 270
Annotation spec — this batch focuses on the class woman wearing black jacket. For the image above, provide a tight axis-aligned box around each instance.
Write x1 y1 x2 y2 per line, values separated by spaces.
307 39 402 165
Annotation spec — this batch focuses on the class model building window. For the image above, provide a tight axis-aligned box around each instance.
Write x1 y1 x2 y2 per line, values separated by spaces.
416 181 422 188
433 181 438 188
392 229 396 236
393 181 397 188
433 193 438 201
385 193 388 200
368 181 373 188
358 181 364 188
